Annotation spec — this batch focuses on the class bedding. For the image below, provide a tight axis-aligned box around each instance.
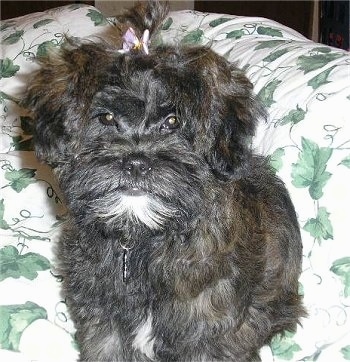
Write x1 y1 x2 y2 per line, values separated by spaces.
1 4 349 361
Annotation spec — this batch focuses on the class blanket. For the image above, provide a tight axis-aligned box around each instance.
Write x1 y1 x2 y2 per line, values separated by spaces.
1 4 349 361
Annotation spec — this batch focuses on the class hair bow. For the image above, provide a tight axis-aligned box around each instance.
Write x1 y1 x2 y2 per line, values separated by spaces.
121 27 150 55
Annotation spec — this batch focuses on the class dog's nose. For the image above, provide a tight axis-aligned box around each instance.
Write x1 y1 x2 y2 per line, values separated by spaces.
122 155 152 177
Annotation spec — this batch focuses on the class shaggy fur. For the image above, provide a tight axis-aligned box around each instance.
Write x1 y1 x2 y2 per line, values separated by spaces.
24 1 305 361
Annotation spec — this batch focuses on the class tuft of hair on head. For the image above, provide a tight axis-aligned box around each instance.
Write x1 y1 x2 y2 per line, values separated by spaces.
115 0 169 43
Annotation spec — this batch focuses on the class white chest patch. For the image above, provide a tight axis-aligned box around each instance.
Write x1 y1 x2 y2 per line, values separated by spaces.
132 313 155 360
114 194 175 229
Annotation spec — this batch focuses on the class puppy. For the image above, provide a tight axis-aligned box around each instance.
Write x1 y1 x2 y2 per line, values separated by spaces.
24 1 305 361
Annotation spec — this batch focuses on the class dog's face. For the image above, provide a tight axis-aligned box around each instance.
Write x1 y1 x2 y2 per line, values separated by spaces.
25 42 264 232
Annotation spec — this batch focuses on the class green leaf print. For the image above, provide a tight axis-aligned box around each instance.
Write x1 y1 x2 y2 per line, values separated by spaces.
255 40 286 50
271 331 301 360
4 168 37 192
0 199 10 230
257 79 282 108
0 245 50 282
162 17 173 31
341 345 350 360
0 21 16 32
0 302 47 351
297 53 343 74
339 155 350 168
1 30 24 45
0 58 20 79
291 137 332 200
330 257 350 298
257 26 283 37
0 91 19 104
36 40 57 57
279 105 306 126
226 29 245 39
308 65 337 90
303 207 333 242
312 46 332 53
209 18 232 27
33 19 54 29
180 29 204 45
11 135 35 152
241 63 250 72
269 148 285 173
86 9 108 26
262 48 289 63
68 3 84 11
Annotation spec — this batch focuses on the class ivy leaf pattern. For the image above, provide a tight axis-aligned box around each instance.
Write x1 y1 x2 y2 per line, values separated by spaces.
341 345 350 360
180 29 204 45
263 48 289 62
0 21 16 32
0 58 20 79
0 302 47 351
330 257 350 298
312 47 332 53
0 246 51 281
11 135 35 151
0 90 19 104
279 105 306 126
257 79 282 107
33 19 54 29
1 30 24 45
36 40 58 57
226 29 245 39
68 3 85 11
308 65 337 90
254 40 286 50
303 207 333 243
86 9 108 26
297 52 343 74
0 199 10 230
271 331 302 360
269 148 285 173
4 168 37 192
209 18 232 27
339 155 350 168
291 137 332 200
257 26 283 37
161 17 173 31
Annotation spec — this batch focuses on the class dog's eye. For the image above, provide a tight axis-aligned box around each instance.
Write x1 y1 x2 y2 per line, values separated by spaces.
97 112 115 125
160 115 180 133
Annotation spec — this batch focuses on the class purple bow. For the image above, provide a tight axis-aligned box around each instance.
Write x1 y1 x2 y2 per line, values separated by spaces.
121 27 150 55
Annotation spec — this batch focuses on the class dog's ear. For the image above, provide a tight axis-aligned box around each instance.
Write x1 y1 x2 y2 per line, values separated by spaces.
23 40 112 166
192 51 266 180
116 0 169 41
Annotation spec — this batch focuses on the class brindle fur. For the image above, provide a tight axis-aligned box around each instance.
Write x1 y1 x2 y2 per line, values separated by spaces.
24 1 305 361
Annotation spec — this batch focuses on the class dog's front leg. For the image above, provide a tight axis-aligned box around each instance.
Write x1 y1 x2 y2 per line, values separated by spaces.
76 317 156 362
76 319 124 362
